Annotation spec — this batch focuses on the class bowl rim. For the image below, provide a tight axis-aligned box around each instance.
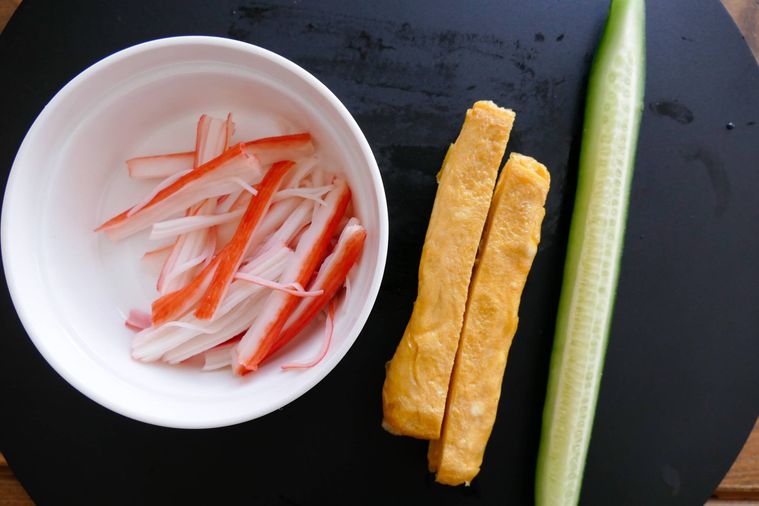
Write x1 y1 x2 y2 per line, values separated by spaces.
1 35 389 428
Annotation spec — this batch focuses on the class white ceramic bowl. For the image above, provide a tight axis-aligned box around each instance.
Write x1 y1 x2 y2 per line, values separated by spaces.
1 36 388 428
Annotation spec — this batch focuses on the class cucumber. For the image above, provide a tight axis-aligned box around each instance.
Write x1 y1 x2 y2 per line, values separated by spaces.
535 1 645 504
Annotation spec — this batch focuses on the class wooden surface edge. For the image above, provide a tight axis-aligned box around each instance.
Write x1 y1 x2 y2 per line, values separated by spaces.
0 457 32 505
0 0 20 33
0 0 757 504
714 419 759 500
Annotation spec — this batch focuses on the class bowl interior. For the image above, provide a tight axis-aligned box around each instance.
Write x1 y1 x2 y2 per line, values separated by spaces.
2 37 387 428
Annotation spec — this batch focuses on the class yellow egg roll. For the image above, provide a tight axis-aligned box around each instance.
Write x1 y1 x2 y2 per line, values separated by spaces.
382 101 515 439
430 153 550 485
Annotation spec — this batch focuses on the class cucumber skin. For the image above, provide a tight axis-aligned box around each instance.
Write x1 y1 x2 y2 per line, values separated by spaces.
535 1 645 505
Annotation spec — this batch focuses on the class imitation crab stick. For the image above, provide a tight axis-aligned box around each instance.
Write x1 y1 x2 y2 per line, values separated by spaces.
234 273 323 297
161 296 265 364
157 198 217 294
125 309 152 331
280 301 336 370
202 338 241 370
235 179 351 371
97 145 260 241
195 160 295 320
126 133 313 179
158 115 231 293
194 114 232 169
243 133 314 165
256 199 314 255
151 161 295 326
150 208 245 240
263 218 365 361
135 248 290 360
127 151 194 179
138 295 262 362
159 257 293 363
99 112 361 377
151 258 219 326
151 187 320 241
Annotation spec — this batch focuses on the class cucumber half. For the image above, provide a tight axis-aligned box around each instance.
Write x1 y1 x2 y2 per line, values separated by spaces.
535 0 645 504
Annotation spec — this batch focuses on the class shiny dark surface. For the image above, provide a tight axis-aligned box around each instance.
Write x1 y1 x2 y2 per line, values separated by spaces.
1 1 758 504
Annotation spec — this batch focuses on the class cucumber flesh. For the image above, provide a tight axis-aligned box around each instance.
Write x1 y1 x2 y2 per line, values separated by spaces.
535 1 645 505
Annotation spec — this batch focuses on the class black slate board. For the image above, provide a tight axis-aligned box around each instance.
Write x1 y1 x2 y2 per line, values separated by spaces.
1 1 758 504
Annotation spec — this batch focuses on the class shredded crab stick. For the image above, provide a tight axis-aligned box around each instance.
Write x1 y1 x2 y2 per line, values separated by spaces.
134 248 290 361
263 218 365 361
235 179 351 372
234 272 323 297
157 115 231 293
151 255 223 326
281 302 336 370
194 114 231 168
157 199 217 294
151 208 245 240
127 151 194 179
272 185 334 205
195 160 295 320
202 341 238 370
149 182 320 242
216 197 302 263
96 144 261 241
137 296 262 362
150 199 298 327
243 133 314 165
98 113 362 376
126 133 312 179
161 299 263 364
255 199 315 255
152 255 291 364
226 156 318 214
125 309 152 331
158 226 217 293
146 246 291 341
142 244 173 259
128 169 193 217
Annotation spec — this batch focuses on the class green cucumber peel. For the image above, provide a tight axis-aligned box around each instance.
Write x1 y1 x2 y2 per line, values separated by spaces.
535 0 646 505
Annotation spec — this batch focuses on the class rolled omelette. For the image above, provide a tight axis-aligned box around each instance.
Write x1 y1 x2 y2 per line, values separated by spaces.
382 101 515 439
429 153 550 485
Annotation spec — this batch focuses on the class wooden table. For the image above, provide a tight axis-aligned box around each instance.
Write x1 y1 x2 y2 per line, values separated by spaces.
0 1 757 504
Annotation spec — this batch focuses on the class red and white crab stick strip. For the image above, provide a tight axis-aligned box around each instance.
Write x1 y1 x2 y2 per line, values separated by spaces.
194 114 231 169
255 199 314 255
224 155 319 215
263 218 366 362
125 309 152 331
151 160 294 325
96 144 260 241
194 160 295 320
202 338 240 371
281 302 336 370
161 298 263 364
133 248 291 361
125 133 314 179
127 151 194 179
150 208 245 240
137 293 264 363
233 273 323 297
158 249 304 363
243 133 314 166
157 115 231 294
149 184 325 241
158 224 217 293
235 179 351 372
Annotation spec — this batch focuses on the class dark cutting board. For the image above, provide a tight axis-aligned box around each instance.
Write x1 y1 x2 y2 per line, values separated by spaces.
1 1 758 504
